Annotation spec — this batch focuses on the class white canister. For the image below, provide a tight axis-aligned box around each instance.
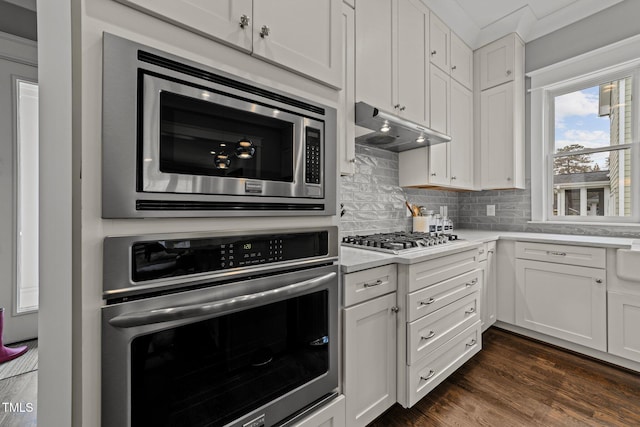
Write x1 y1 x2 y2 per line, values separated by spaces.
412 216 428 232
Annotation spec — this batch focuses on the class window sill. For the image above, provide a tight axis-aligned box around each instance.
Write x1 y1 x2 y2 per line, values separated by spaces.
528 220 640 228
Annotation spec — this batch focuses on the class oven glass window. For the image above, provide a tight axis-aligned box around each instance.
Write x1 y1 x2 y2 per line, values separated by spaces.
158 92 294 182
130 290 329 427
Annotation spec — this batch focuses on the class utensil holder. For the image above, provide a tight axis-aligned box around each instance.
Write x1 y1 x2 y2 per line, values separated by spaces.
412 217 427 233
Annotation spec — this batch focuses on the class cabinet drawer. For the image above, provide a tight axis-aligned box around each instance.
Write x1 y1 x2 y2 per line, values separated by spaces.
477 244 488 262
515 242 605 268
407 321 481 407
292 395 345 427
407 291 480 364
405 248 480 293
343 264 397 307
407 269 481 322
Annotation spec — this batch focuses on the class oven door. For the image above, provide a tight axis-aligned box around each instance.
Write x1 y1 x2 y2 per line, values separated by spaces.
141 74 325 199
102 264 338 427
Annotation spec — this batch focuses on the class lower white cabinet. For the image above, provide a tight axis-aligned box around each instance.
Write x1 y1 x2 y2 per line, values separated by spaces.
608 291 640 363
292 395 346 427
480 241 496 331
343 291 397 427
515 259 607 351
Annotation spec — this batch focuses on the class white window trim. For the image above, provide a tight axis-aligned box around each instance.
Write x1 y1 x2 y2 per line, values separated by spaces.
529 33 640 224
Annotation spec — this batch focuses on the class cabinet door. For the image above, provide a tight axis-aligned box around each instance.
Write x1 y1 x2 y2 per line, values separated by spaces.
252 0 342 88
449 80 473 189
355 0 394 110
608 291 640 363
480 82 514 189
450 32 472 89
338 3 356 175
396 0 428 125
515 259 607 351
429 12 449 73
343 293 396 427
481 241 497 331
479 35 515 90
115 0 253 52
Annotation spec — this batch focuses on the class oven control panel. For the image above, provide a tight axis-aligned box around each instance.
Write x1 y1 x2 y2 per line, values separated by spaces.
131 231 329 282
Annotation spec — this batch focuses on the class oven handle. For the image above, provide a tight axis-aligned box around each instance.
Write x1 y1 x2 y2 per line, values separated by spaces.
108 271 337 328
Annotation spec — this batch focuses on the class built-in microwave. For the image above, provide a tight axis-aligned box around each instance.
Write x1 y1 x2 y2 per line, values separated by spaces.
102 33 336 218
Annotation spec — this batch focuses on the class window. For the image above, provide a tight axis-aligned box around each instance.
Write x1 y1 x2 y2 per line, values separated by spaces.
529 37 640 224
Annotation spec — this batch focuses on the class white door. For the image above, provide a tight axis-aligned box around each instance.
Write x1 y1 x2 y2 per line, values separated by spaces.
479 34 515 90
480 81 514 189
0 57 38 343
252 0 342 88
429 12 449 73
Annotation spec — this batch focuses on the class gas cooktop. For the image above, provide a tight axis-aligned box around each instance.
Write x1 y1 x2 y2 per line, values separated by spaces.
341 232 459 255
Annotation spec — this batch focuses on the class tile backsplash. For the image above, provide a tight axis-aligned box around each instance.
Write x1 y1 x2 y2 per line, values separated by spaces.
341 147 640 239
339 144 458 237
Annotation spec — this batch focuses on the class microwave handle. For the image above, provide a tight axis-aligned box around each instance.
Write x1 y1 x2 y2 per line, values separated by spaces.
108 271 336 328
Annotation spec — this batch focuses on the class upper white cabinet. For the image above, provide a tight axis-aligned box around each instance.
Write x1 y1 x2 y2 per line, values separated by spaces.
450 32 473 90
479 35 515 90
339 1 356 175
448 80 474 189
477 33 525 190
114 0 343 88
355 0 429 124
429 12 449 73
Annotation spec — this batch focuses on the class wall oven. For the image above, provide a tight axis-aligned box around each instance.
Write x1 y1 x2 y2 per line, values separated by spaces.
102 227 339 427
102 33 337 218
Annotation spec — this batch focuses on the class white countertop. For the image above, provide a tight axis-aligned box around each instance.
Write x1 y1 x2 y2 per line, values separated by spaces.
340 229 638 273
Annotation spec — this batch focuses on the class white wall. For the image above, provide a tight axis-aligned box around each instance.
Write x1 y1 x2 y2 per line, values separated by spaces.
78 1 340 425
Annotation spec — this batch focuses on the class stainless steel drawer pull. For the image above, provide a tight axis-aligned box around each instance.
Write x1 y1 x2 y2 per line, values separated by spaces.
465 279 478 287
547 251 567 256
420 331 436 340
465 307 475 315
363 279 383 288
420 298 435 306
420 370 435 381
478 249 485 254
466 339 477 347
595 279 603 284
239 14 250 28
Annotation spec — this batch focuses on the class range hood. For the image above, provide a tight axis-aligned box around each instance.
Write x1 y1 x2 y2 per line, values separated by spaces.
354 102 451 152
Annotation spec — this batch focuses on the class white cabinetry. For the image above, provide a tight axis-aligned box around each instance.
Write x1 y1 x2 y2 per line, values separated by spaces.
608 292 640 363
355 0 429 124
114 0 342 88
338 1 355 175
397 248 482 407
477 33 525 189
342 265 398 427
429 12 449 73
292 395 346 427
479 241 496 331
515 242 607 351
450 32 473 90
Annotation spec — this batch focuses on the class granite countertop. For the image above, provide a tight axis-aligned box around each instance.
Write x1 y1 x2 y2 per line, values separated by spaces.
340 229 639 273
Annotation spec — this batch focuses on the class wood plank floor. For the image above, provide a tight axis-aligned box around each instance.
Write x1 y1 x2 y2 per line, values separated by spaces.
369 328 640 427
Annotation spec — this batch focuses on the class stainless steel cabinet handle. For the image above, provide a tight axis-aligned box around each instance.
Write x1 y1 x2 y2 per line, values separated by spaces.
595 279 603 284
465 307 475 315
451 176 457 180
488 250 495 254
109 272 337 328
399 106 406 111
431 173 437 176
239 14 250 28
420 297 435 306
420 370 435 381
260 25 270 38
431 50 437 56
394 104 401 109
451 65 457 70
363 279 383 288
465 278 478 287
391 306 400 313
548 251 567 256
349 158 356 163
506 177 512 181
466 339 477 347
421 331 436 340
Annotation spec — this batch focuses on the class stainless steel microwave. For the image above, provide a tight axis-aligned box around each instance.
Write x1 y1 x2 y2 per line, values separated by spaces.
102 33 336 218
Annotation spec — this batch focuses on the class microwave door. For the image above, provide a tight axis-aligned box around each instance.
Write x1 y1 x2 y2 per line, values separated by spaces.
141 74 323 199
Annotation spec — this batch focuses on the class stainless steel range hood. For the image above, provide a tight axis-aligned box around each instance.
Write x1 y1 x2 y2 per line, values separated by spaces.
354 102 451 152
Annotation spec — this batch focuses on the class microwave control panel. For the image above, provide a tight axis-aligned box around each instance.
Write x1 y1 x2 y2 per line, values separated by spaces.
305 127 321 185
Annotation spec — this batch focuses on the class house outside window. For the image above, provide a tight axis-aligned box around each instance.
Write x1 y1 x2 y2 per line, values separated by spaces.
529 37 640 225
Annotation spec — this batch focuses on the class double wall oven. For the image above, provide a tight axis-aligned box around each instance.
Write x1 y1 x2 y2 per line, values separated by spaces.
102 227 339 427
102 33 336 218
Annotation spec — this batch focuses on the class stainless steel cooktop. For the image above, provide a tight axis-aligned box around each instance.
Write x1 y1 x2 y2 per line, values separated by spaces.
341 231 459 255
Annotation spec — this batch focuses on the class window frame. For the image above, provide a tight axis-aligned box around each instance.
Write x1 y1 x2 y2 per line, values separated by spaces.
529 36 640 225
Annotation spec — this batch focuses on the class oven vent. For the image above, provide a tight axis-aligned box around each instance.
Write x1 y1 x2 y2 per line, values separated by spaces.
136 200 325 211
138 50 325 116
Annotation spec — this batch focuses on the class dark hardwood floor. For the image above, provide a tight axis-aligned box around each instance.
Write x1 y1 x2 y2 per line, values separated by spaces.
369 328 640 427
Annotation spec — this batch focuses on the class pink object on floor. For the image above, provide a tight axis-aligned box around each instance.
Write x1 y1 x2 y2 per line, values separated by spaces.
0 308 27 364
